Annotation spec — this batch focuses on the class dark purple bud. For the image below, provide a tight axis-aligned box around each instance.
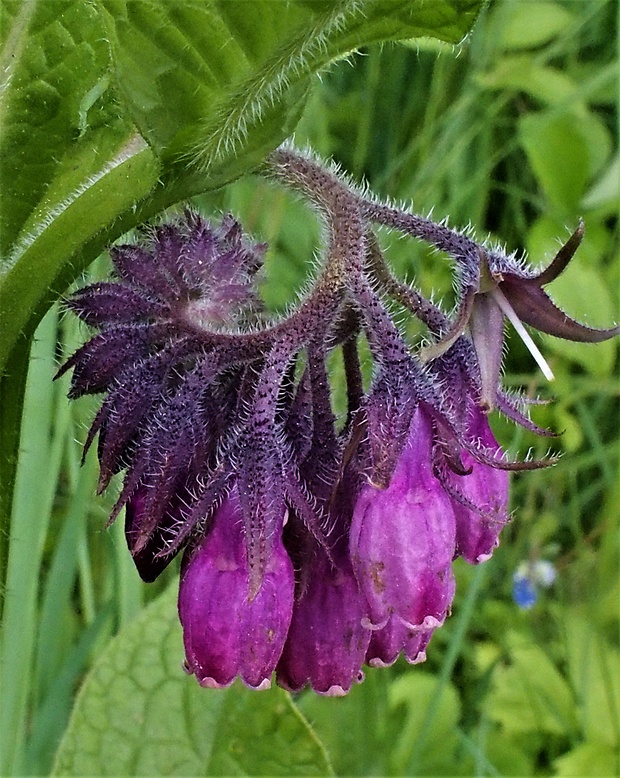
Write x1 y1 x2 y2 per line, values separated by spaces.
179 489 294 690
124 486 189 581
350 408 456 631
110 243 180 301
91 343 199 488
276 547 370 696
59 324 155 398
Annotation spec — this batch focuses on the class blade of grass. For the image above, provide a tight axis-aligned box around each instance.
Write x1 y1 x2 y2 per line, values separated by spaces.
0 339 30 617
26 606 115 776
77 527 97 628
33 436 99 705
574 397 616 488
0 307 59 776
111 513 144 627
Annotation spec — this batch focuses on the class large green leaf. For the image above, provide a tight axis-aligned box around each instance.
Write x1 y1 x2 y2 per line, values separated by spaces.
98 0 483 168
0 0 126 252
52 584 333 776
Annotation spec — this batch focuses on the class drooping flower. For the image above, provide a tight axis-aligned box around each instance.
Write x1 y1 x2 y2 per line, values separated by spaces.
276 540 370 696
179 489 295 689
57 148 619 694
350 407 457 633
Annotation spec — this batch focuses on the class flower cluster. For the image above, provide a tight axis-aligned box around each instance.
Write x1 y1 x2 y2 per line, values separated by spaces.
59 148 619 695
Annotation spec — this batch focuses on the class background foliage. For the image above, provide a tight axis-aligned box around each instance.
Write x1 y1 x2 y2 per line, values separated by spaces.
1 0 618 776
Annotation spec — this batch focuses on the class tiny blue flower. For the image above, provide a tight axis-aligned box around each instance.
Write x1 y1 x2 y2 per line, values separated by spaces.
512 572 538 610
513 560 557 609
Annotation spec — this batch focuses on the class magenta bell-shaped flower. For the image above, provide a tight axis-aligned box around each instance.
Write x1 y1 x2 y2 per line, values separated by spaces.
276 544 370 696
350 407 457 633
449 404 510 564
178 489 294 690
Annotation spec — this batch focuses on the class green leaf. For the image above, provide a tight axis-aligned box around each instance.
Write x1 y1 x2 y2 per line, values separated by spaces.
582 152 620 213
485 634 579 737
477 57 578 106
0 0 127 252
296 672 389 776
519 112 589 215
98 0 483 169
388 671 462 774
519 110 612 215
497 1 574 51
563 612 620 748
553 742 619 777
52 584 332 776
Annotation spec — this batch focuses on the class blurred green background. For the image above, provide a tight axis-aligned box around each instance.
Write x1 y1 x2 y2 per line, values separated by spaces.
4 0 618 775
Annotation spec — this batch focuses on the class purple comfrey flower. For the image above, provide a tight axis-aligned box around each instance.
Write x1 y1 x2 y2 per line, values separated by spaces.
276 542 370 696
350 408 457 632
58 148 619 694
179 488 294 689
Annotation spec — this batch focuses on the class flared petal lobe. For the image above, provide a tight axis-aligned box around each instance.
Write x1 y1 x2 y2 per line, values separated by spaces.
276 547 370 696
365 575 454 668
350 408 457 631
500 277 620 342
179 490 294 690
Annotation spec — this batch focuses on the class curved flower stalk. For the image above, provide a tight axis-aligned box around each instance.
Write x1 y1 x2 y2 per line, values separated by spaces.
58 146 619 694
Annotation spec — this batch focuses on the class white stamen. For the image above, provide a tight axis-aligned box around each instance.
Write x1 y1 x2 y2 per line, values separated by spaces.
491 287 555 382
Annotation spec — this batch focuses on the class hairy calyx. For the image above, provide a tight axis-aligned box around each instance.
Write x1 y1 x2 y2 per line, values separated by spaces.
58 146 619 694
